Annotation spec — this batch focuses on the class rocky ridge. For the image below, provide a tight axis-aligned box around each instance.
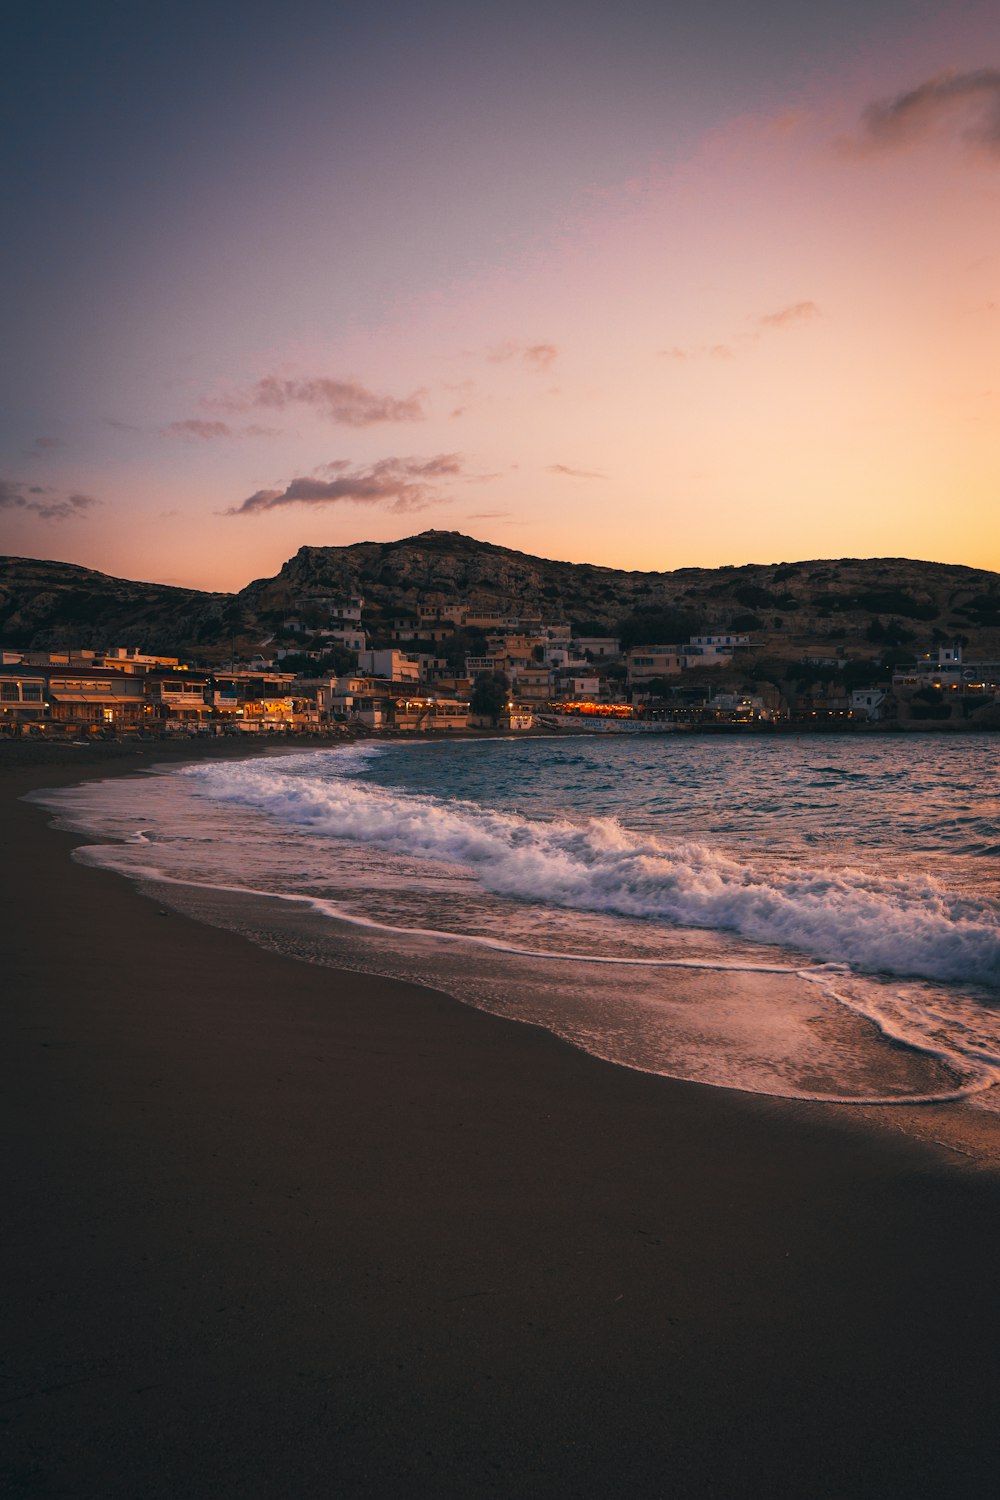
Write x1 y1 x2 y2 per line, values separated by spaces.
2 531 998 657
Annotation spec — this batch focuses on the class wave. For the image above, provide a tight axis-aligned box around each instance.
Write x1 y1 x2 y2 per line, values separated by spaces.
70 847 1000 1107
184 759 1000 990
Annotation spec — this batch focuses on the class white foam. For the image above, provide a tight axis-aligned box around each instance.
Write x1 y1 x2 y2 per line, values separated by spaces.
184 759 1000 990
71 843 1000 1107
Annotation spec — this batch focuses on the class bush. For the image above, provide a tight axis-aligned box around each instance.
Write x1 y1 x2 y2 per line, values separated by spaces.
618 608 698 649
733 585 797 610
470 671 510 721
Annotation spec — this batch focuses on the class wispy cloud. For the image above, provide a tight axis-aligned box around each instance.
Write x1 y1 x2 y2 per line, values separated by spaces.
160 418 283 440
487 342 558 372
661 343 735 361
663 305 818 363
227 454 464 516
213 375 426 426
24 436 63 458
466 510 512 520
162 419 233 440
0 479 101 521
849 69 1000 156
548 463 605 480
758 300 820 330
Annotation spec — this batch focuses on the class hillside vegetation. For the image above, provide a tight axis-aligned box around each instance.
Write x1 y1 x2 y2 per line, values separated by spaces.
2 532 998 660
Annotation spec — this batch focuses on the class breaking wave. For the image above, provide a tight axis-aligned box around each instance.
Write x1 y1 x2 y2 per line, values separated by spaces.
186 758 1000 990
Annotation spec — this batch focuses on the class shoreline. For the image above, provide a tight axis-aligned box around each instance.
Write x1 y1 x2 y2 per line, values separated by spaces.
5 740 1000 1496
28 737 1000 1156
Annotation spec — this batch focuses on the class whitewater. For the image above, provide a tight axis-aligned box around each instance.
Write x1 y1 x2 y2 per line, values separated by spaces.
32 733 1000 1113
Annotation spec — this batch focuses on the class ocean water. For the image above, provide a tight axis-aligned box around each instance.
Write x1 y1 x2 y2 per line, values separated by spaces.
32 734 1000 1120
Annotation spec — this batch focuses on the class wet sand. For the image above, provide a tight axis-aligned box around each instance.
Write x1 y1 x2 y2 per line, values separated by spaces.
3 740 1000 1498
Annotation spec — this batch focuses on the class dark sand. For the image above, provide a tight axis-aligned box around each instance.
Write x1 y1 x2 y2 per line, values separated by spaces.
3 740 1000 1499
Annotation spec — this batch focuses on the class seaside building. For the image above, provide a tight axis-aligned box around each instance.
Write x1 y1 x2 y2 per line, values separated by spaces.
707 692 771 721
626 648 682 685
510 667 554 707
464 609 525 632
0 663 148 732
0 667 46 728
560 675 601 700
417 602 467 626
571 636 621 659
465 654 506 677
357 649 421 682
541 646 580 669
298 594 364 624
316 627 367 653
386 696 471 731
541 623 572 645
850 688 888 720
391 619 454 644
893 644 1000 694
143 673 214 729
504 709 535 730
97 647 185 672
689 633 750 649
680 642 736 665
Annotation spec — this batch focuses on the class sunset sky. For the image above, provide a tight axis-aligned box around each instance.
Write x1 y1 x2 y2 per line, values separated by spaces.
2 0 998 590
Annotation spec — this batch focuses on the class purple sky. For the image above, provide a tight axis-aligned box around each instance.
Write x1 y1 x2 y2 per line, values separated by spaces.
2 0 998 587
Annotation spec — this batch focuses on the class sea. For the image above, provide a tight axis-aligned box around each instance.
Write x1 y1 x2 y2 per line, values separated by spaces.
32 733 1000 1148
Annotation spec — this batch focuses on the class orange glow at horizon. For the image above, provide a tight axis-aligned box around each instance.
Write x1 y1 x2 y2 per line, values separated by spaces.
3 9 999 590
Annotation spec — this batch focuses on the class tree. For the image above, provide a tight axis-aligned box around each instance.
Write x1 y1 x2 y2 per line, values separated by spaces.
570 619 609 636
470 671 510 723
617 607 698 650
443 628 488 673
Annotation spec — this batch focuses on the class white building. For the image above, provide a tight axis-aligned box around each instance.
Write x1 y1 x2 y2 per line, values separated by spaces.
850 688 888 720
315 595 364 623
357 649 420 682
318 627 367 653
572 636 621 659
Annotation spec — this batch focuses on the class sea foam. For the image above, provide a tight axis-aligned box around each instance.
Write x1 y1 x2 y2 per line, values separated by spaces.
185 758 1000 989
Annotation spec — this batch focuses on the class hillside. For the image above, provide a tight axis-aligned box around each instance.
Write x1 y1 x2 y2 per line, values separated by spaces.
2 533 999 658
0 557 232 654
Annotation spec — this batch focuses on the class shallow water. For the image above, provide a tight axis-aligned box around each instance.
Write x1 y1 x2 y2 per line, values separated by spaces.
32 735 1000 1117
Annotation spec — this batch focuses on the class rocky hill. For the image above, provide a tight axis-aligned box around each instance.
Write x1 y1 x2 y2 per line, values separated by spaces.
0 556 232 653
2 532 999 658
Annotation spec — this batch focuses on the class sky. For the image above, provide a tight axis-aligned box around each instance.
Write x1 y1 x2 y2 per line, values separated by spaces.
1 0 998 590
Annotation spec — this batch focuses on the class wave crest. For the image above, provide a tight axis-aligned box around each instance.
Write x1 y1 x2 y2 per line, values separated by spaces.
187 759 1000 989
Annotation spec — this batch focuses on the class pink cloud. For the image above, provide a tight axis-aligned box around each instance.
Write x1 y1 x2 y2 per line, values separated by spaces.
487 342 558 372
228 454 465 516
758 300 821 330
160 419 283 440
215 375 426 426
162 419 233 440
850 70 1000 156
0 479 101 521
548 463 605 480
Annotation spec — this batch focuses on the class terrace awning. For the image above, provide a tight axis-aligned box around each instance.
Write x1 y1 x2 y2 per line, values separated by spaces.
50 691 140 703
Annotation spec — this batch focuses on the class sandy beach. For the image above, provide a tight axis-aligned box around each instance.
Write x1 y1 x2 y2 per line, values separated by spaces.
3 740 1000 1499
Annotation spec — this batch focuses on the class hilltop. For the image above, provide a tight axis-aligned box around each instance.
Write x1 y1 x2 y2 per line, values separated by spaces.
2 531 999 658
